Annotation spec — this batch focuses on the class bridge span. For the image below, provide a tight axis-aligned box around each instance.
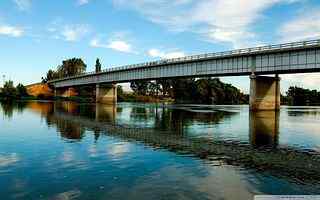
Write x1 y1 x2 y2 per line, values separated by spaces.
48 39 320 110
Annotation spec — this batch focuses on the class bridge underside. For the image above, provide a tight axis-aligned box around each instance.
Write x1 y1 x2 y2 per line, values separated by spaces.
54 75 281 110
54 84 117 104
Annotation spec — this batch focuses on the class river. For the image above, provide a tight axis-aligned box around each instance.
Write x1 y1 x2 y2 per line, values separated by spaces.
0 101 320 199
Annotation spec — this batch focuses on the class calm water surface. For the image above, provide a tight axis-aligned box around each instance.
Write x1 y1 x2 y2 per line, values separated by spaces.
0 101 320 200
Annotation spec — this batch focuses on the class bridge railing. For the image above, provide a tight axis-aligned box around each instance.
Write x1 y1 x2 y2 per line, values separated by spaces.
49 39 320 82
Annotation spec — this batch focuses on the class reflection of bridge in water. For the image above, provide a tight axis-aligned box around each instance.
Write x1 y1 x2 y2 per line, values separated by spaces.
250 111 279 148
26 101 320 183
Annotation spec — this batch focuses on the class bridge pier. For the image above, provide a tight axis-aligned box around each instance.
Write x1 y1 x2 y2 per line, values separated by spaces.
249 75 280 111
96 84 117 104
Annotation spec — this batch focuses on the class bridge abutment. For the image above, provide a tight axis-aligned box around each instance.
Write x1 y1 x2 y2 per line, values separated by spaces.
96 84 117 104
249 75 280 111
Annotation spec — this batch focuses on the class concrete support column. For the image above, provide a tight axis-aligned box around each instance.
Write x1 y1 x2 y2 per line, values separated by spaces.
96 83 117 104
250 75 280 111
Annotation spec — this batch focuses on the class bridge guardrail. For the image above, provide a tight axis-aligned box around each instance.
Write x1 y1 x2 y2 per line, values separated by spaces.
48 39 320 83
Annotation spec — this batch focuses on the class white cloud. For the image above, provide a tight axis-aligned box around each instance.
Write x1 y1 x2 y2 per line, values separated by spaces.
0 24 24 37
77 0 89 6
164 51 185 59
89 38 101 47
62 25 90 42
13 0 31 11
279 8 320 42
147 48 163 57
90 38 133 53
147 48 185 59
282 73 320 90
113 0 301 48
47 19 90 42
108 40 132 53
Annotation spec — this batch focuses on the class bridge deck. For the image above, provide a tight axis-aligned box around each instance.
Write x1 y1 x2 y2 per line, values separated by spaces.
49 39 320 88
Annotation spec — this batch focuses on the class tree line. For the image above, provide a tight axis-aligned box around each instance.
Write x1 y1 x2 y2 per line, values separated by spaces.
0 80 28 100
128 79 320 105
284 86 320 106
128 78 249 104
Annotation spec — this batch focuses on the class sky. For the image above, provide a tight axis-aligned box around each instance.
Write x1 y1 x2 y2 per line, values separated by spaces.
0 0 320 93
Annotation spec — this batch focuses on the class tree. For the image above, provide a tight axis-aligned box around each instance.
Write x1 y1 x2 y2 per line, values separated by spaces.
95 58 102 73
149 81 161 96
46 69 57 81
117 85 125 101
130 80 150 95
41 58 87 83
157 79 172 97
57 58 87 78
286 86 320 106
42 69 58 83
2 80 17 98
171 78 196 103
16 83 28 97
117 85 124 96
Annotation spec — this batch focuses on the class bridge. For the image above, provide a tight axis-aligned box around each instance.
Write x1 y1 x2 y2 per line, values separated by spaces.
48 39 320 110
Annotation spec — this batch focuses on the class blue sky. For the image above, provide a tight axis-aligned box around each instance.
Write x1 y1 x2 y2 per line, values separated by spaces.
0 0 320 93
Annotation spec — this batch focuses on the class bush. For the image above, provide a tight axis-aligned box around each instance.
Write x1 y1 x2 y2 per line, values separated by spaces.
2 81 17 99
16 83 28 97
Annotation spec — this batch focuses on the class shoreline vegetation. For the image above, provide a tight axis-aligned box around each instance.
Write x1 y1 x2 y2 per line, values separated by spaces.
2 57 320 106
2 81 320 106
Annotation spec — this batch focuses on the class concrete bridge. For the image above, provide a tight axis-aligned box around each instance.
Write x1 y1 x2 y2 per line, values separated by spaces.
48 39 320 110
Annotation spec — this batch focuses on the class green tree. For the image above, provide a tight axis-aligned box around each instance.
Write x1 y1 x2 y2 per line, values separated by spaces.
196 78 212 103
117 85 125 101
171 78 197 103
95 58 102 73
286 86 320 106
157 79 172 97
41 58 87 83
130 80 150 95
46 69 58 81
2 80 17 98
149 81 161 96
169 78 247 104
57 58 87 78
16 83 28 97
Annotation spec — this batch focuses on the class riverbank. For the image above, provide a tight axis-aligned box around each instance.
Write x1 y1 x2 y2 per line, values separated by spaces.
0 95 293 105
0 96 95 103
